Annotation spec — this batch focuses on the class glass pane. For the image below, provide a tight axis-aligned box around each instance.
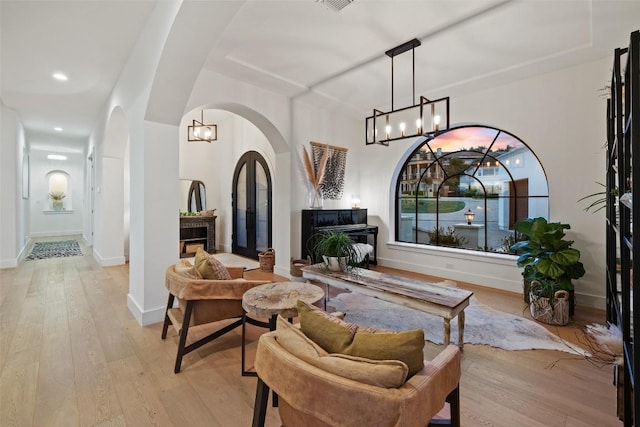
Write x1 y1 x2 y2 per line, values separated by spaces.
395 125 550 252
236 164 247 248
255 162 269 252
428 127 499 154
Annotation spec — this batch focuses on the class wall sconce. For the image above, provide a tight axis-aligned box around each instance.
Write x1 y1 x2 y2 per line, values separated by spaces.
188 110 217 143
352 194 361 209
464 209 475 225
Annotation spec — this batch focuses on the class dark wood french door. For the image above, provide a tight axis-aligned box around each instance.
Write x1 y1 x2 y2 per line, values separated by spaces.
232 151 272 259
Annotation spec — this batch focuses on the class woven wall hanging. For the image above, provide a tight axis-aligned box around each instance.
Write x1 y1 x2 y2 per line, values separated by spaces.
310 141 348 200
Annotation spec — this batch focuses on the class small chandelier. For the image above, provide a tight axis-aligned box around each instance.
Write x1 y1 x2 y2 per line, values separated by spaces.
365 38 449 146
188 110 217 143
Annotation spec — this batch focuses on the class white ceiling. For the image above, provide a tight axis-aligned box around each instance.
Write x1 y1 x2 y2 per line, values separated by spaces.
2 0 639 153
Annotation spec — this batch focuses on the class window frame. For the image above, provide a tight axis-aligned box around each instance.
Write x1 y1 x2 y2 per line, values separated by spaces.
393 124 549 253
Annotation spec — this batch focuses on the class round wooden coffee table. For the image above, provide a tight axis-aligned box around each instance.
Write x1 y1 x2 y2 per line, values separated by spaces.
241 282 324 377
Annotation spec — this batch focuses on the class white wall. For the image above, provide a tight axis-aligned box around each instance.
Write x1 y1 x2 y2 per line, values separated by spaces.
361 57 610 309
28 149 84 237
0 104 29 268
289 100 362 257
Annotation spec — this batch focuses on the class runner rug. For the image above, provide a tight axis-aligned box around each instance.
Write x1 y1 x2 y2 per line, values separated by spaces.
328 292 587 355
25 240 83 260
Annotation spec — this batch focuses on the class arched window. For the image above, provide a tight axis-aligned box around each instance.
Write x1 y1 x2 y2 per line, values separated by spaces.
395 125 548 253
46 170 71 211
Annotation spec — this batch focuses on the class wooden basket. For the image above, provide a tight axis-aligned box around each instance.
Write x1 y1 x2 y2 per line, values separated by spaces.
290 256 311 277
529 290 570 326
258 248 275 272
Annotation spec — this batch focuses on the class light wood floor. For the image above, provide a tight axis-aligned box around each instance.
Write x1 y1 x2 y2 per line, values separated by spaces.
0 237 621 426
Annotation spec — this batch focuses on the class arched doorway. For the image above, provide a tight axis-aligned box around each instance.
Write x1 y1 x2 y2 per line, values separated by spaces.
232 151 272 259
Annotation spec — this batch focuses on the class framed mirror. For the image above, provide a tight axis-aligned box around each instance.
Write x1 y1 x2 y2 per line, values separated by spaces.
188 180 206 212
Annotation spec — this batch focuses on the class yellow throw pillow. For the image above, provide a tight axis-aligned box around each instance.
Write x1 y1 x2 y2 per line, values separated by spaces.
297 299 425 378
344 328 425 378
194 248 232 280
297 299 357 352
276 316 408 388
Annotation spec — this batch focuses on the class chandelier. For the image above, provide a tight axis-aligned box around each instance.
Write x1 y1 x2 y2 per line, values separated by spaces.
365 39 449 146
188 110 217 143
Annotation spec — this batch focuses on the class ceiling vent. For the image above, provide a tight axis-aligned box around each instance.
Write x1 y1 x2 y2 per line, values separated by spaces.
317 0 354 12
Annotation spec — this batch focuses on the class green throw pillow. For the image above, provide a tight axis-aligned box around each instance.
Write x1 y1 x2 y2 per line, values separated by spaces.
296 300 425 377
344 329 425 378
297 299 356 352
194 248 232 280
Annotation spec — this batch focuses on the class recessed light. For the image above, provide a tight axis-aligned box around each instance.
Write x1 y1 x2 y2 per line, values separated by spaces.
54 127 63 132
47 154 67 161
52 72 68 81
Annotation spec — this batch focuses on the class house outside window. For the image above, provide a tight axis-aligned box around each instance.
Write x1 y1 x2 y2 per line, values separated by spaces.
395 125 548 253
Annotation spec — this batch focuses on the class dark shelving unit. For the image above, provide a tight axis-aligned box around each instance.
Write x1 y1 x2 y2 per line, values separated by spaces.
606 30 639 425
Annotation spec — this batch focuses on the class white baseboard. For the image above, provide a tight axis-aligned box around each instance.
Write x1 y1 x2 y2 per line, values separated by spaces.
1 237 32 269
0 259 17 269
30 229 83 237
574 292 606 310
127 293 166 326
379 256 522 294
378 257 606 310
93 249 126 267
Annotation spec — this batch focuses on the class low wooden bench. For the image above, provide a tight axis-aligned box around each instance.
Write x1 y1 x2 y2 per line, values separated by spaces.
301 264 473 348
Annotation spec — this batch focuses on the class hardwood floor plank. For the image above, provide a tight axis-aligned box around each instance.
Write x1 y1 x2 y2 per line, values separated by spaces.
108 355 173 426
0 359 38 427
32 278 79 427
67 273 124 426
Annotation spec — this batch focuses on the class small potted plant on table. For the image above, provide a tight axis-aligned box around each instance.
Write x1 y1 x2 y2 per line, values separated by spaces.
509 217 585 323
312 230 358 272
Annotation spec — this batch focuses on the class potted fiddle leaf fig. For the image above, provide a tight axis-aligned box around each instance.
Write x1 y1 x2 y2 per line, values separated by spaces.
509 217 586 318
312 230 358 272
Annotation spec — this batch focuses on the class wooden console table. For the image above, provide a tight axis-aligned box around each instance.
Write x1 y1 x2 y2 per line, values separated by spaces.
301 264 473 348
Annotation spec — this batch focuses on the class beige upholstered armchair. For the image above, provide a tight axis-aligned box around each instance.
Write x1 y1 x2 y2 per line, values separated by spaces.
252 316 461 427
161 262 271 373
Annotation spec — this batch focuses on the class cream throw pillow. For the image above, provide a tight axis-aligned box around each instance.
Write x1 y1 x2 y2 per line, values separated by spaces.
174 259 202 279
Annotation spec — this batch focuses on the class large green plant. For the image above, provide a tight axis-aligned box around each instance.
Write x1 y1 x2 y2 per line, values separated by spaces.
312 231 358 268
509 217 585 291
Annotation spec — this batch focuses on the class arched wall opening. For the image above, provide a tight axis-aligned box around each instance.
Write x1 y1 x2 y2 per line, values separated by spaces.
179 104 287 255
93 106 129 266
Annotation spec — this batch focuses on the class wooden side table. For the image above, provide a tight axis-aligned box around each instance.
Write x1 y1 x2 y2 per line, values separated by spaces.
241 282 324 377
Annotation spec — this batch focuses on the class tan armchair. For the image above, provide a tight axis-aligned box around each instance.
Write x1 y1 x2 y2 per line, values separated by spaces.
161 264 271 373
252 323 461 427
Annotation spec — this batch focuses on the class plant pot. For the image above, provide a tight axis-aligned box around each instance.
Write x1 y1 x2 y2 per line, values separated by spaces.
529 290 570 326
524 280 575 317
323 255 346 272
52 200 63 211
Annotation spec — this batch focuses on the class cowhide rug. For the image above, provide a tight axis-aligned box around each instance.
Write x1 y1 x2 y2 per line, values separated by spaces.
328 292 588 355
